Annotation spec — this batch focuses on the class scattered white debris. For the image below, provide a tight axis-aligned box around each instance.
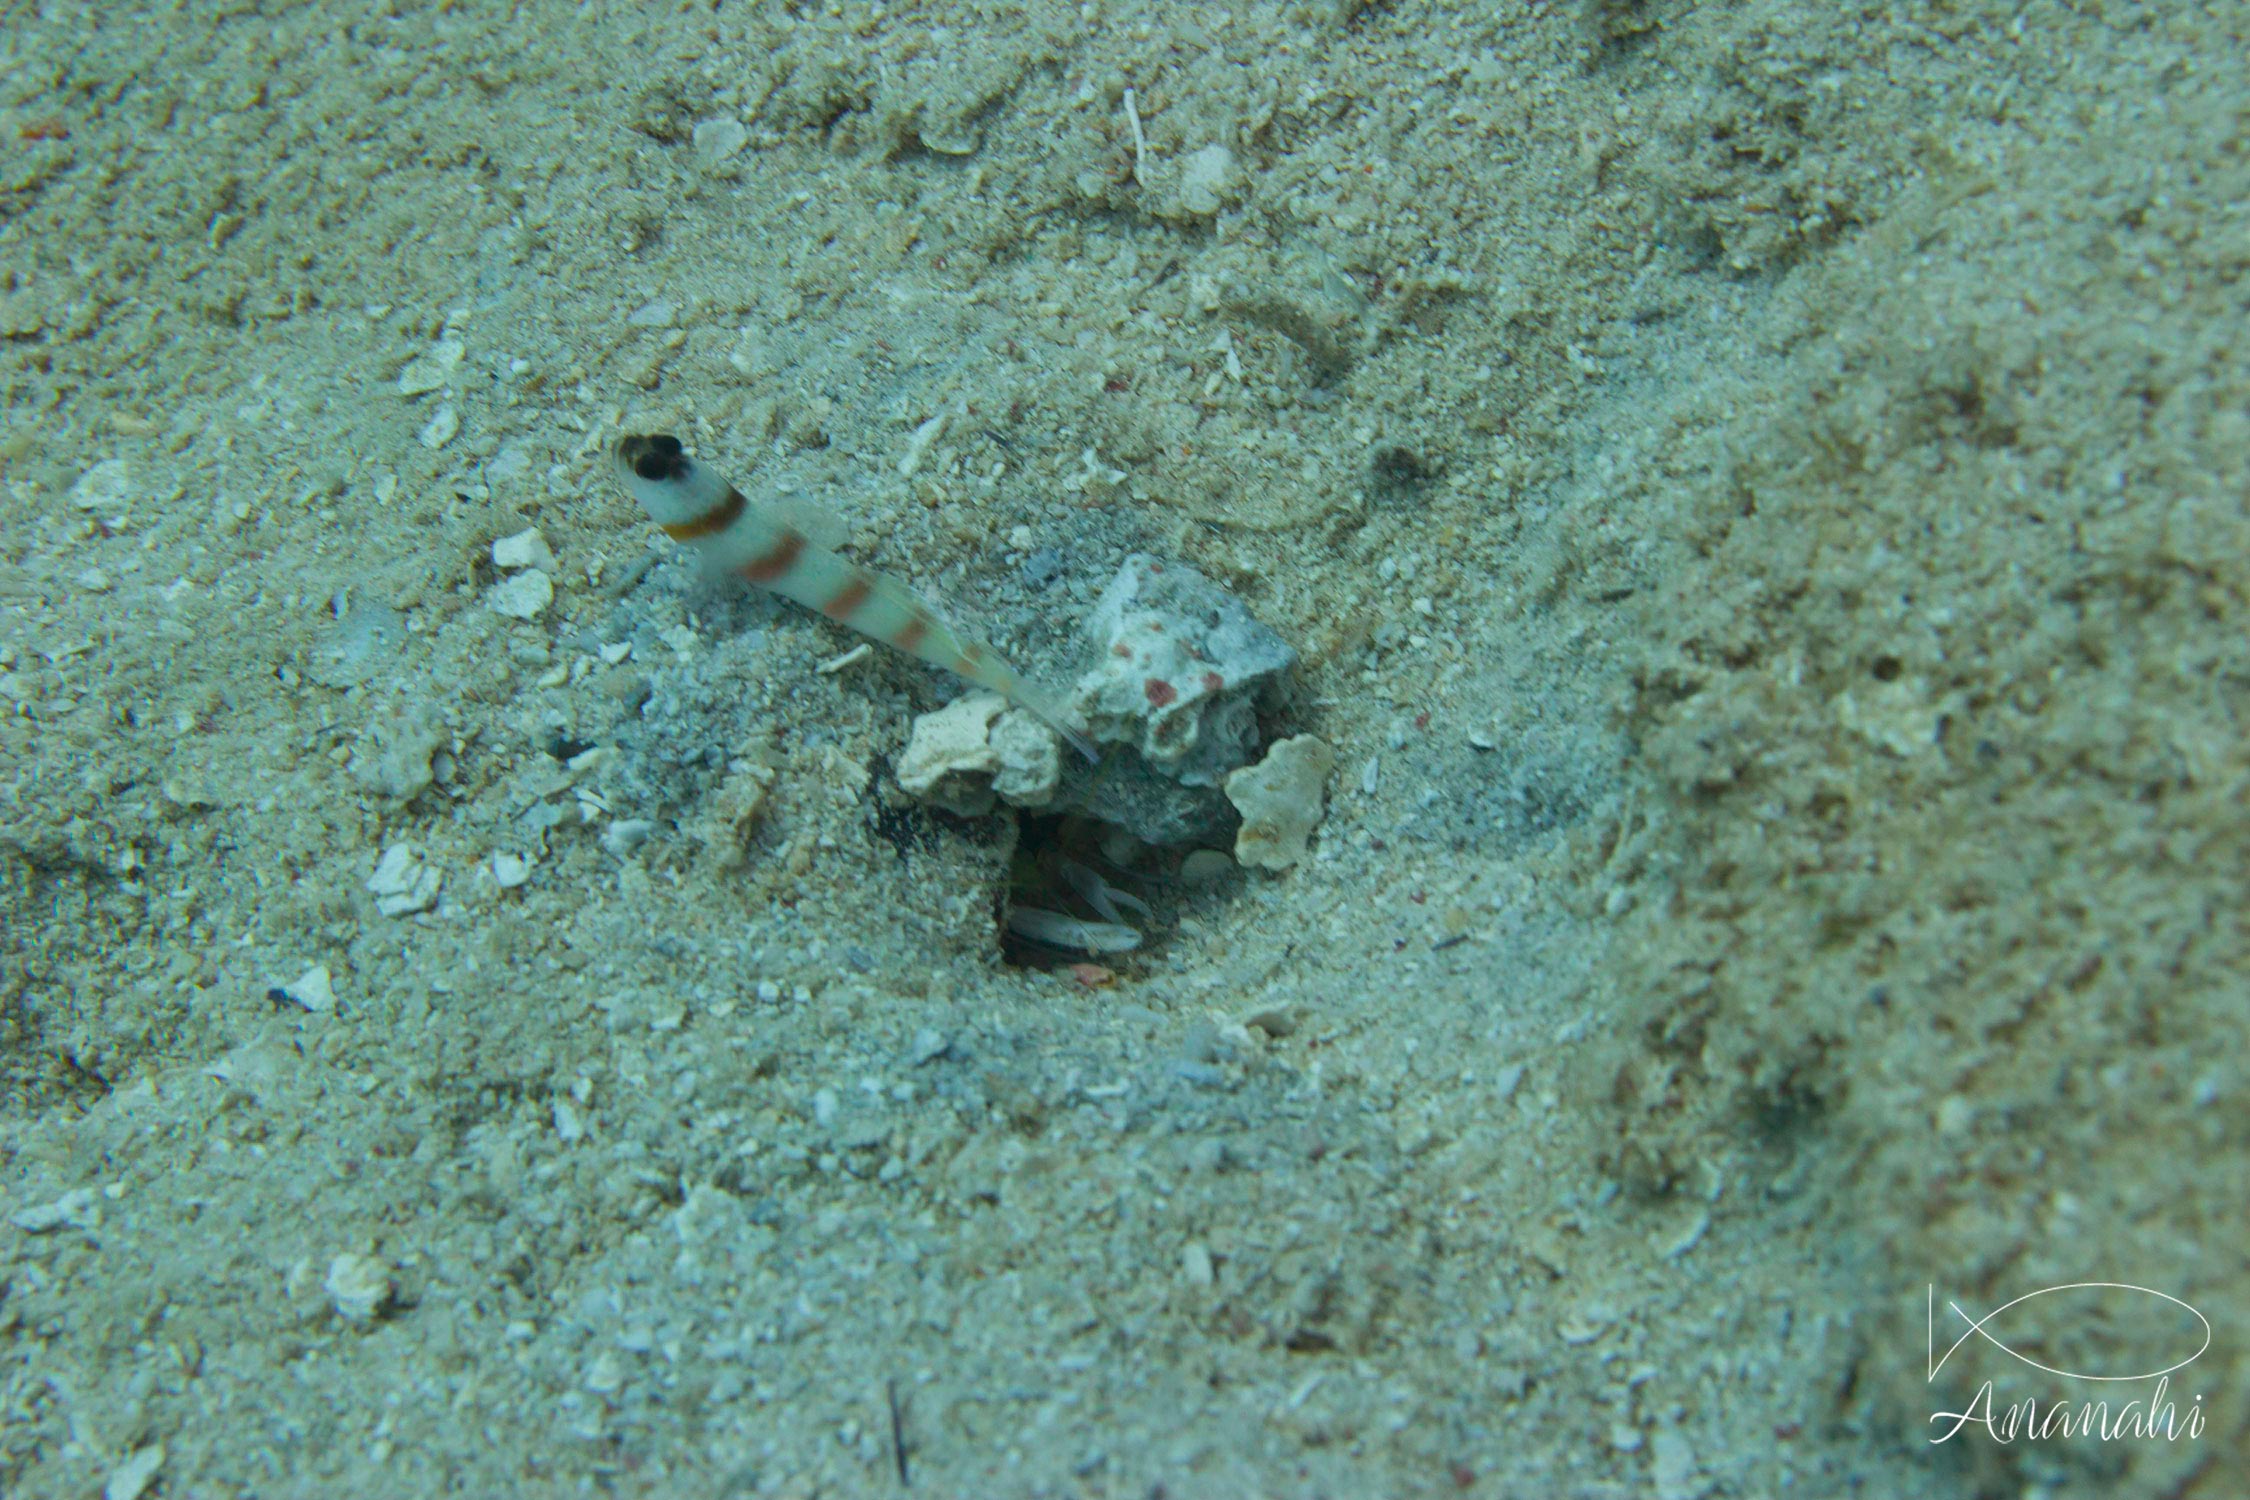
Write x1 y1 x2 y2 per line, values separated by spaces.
349 704 444 800
585 1351 626 1394
815 642 873 675
419 402 460 448
278 964 336 1014
366 844 441 916
490 852 532 889
1173 143 1240 217
1121 85 1149 185
103 1444 165 1500
11 1186 100 1234
692 116 747 165
1658 1208 1711 1261
396 336 465 396
1558 1303 1614 1345
487 440 532 483
1836 679 1945 757
1060 445 1128 499
689 760 774 870
324 1251 393 1324
1182 1242 1215 1287
1226 735 1336 870
70 458 135 511
1650 1427 1702 1500
1238 1003 1298 1038
897 411 948 477
601 818 657 859
485 569 553 621
492 527 556 573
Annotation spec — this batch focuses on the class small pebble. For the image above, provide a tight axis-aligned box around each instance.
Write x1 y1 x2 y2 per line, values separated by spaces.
1238 1003 1298 1038
104 1445 165 1500
396 336 465 396
585 1351 626 1393
10 1187 101 1234
1020 547 1064 587
484 570 553 621
491 528 556 572
1650 1429 1699 1500
692 117 747 164
70 458 135 511
1182 1242 1215 1287
1177 849 1235 887
278 964 336 1014
1174 143 1240 216
600 819 656 858
365 844 440 916
323 1251 393 1324
418 402 460 448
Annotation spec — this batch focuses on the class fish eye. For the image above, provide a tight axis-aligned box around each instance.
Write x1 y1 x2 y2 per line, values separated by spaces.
627 433 686 482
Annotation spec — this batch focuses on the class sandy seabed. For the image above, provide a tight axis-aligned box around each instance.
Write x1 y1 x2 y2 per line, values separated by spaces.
2 3 2244 1496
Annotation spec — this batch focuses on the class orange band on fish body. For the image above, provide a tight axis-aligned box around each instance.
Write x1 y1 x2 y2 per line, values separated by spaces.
613 432 1098 761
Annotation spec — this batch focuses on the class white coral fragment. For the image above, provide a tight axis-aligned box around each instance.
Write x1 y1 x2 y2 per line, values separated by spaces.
324 1251 394 1324
366 843 441 916
1071 554 1296 787
896 692 1061 816
1225 734 1336 870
